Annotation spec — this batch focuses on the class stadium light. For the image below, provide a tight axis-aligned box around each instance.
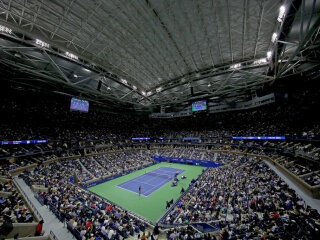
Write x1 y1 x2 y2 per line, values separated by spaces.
73 74 78 78
107 87 111 90
253 58 268 65
271 32 278 43
230 63 241 69
132 85 137 90
147 91 152 96
267 51 272 59
66 52 78 60
156 87 162 93
208 83 211 87
120 79 128 85
35 39 50 48
277 6 286 22
0 25 12 34
142 91 146 96
84 68 90 72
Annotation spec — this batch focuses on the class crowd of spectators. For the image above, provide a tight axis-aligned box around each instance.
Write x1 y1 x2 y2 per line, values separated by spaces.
15 147 226 239
167 155 320 239
37 177 152 240
17 150 164 239
79 157 109 179
21 150 156 186
156 148 240 166
286 163 313 176
304 173 320 186
2 141 320 239
0 170 34 224
85 151 155 180
21 158 92 186
3 136 319 188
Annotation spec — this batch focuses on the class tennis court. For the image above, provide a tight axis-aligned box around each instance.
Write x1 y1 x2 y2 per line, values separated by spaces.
88 162 206 221
117 167 185 196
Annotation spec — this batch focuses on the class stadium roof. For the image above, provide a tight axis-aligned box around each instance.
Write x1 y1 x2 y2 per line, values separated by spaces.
0 0 319 112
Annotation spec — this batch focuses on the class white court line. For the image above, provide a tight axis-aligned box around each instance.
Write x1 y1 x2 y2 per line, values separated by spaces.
129 180 158 187
117 177 162 196
158 166 185 171
156 171 185 176
116 167 185 196
139 173 173 183
144 177 172 195
143 176 172 196
119 172 155 184
150 170 177 176
153 170 175 175
154 167 185 175
116 185 147 197
150 170 185 178
117 172 168 191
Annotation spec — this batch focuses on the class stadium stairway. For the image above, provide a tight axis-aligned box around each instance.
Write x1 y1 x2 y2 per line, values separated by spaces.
264 160 320 213
91 157 105 169
179 149 185 158
76 159 94 176
14 177 76 240
189 150 195 159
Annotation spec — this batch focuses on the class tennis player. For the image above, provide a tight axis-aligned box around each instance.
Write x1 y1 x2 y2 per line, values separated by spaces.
139 185 142 196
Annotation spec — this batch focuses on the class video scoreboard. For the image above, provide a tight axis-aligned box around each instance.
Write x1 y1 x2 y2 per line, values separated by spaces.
70 97 89 112
192 100 207 112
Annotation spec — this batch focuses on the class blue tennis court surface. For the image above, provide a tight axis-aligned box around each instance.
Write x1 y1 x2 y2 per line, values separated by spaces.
117 167 185 196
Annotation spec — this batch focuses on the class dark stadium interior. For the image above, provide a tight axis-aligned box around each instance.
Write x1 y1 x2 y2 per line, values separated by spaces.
1 0 320 240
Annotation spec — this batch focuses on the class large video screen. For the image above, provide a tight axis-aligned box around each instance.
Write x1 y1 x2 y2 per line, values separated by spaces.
70 97 89 112
192 100 207 112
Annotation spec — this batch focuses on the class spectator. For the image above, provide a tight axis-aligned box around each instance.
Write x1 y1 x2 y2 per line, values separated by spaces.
35 220 44 236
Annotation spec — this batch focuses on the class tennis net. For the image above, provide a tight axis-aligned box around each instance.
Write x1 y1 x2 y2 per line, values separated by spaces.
145 171 173 179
